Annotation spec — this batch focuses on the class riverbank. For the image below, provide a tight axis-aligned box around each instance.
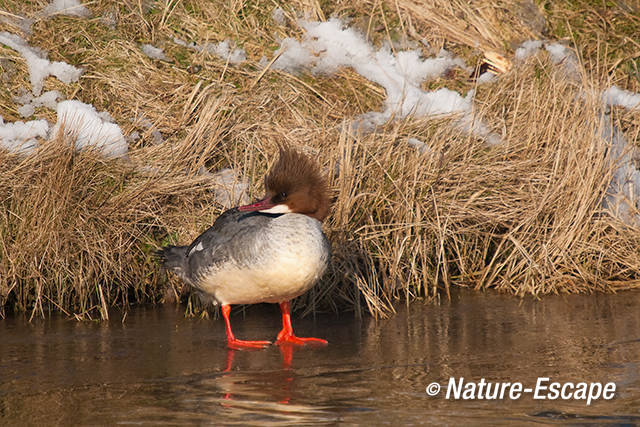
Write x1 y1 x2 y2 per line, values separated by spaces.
1 0 640 319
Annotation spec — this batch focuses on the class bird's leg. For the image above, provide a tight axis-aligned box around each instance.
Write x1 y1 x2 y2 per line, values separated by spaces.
221 304 271 350
275 301 328 346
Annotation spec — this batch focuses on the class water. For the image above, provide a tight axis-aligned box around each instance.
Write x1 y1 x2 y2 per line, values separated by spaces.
1 290 639 425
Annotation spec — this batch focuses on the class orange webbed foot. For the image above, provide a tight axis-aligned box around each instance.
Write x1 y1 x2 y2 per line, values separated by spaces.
227 338 271 350
275 331 327 346
276 301 327 346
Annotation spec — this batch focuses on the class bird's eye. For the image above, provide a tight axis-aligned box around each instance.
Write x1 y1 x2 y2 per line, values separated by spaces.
279 191 287 199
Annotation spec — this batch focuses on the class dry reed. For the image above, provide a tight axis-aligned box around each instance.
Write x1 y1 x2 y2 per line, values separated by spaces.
1 0 639 319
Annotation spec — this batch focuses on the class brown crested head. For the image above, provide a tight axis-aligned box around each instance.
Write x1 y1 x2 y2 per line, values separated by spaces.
265 144 330 221
238 144 330 221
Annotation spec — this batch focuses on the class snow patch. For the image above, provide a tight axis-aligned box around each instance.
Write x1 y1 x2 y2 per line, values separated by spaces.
173 37 246 64
271 19 499 142
141 43 167 61
514 40 582 80
545 42 580 78
0 116 49 153
140 118 164 144
15 90 63 117
100 11 117 28
602 86 640 111
205 40 246 64
600 115 640 226
51 100 127 158
477 71 497 84
126 130 140 143
271 36 316 72
407 138 432 155
172 37 191 48
0 32 83 96
456 108 502 146
599 86 640 225
0 14 34 35
514 40 543 61
42 0 91 17
272 7 286 25
199 167 249 208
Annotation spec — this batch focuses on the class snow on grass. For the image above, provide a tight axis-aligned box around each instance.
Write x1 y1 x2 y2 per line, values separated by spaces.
272 7 286 25
141 43 167 61
271 18 500 142
15 90 63 117
126 130 140 143
0 14 33 35
100 10 117 29
455 102 502 146
270 22 640 223
407 137 432 155
128 115 164 144
476 71 496 84
600 115 640 226
514 40 582 81
514 39 580 79
514 40 543 61
0 115 49 153
172 37 192 48
271 36 316 72
273 19 467 80
139 117 164 144
205 40 246 64
51 100 127 158
602 86 640 111
512 39 640 224
598 87 640 225
545 43 572 63
0 32 82 96
545 42 580 79
198 167 249 208
173 37 246 64
0 33 129 159
41 0 91 17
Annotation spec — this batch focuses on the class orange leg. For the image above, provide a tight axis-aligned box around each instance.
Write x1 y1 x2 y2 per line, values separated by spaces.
275 301 328 346
221 304 271 350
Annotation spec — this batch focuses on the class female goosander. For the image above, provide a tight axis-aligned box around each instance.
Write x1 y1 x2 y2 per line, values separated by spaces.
159 145 330 349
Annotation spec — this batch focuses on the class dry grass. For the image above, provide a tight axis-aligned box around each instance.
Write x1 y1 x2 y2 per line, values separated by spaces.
396 0 543 52
1 0 640 319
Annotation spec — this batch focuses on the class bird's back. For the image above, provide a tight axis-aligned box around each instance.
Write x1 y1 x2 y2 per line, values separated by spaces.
184 208 274 281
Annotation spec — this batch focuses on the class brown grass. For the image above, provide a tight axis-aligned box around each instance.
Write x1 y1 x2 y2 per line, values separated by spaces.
1 0 640 319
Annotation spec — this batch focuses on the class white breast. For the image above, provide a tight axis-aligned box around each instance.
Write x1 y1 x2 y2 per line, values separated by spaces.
197 214 330 305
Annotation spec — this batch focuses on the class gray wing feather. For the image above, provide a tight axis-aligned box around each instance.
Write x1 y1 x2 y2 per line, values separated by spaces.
184 208 276 283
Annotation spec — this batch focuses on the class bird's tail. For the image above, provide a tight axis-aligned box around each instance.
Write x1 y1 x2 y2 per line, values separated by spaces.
156 245 189 280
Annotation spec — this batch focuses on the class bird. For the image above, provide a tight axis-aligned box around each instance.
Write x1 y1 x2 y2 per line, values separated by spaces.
158 145 331 350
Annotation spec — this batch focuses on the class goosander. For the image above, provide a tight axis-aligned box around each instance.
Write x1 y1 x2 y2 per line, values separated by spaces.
159 145 330 349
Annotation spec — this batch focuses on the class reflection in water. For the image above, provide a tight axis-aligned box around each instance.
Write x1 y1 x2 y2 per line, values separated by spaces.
1 290 639 424
222 346 293 404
